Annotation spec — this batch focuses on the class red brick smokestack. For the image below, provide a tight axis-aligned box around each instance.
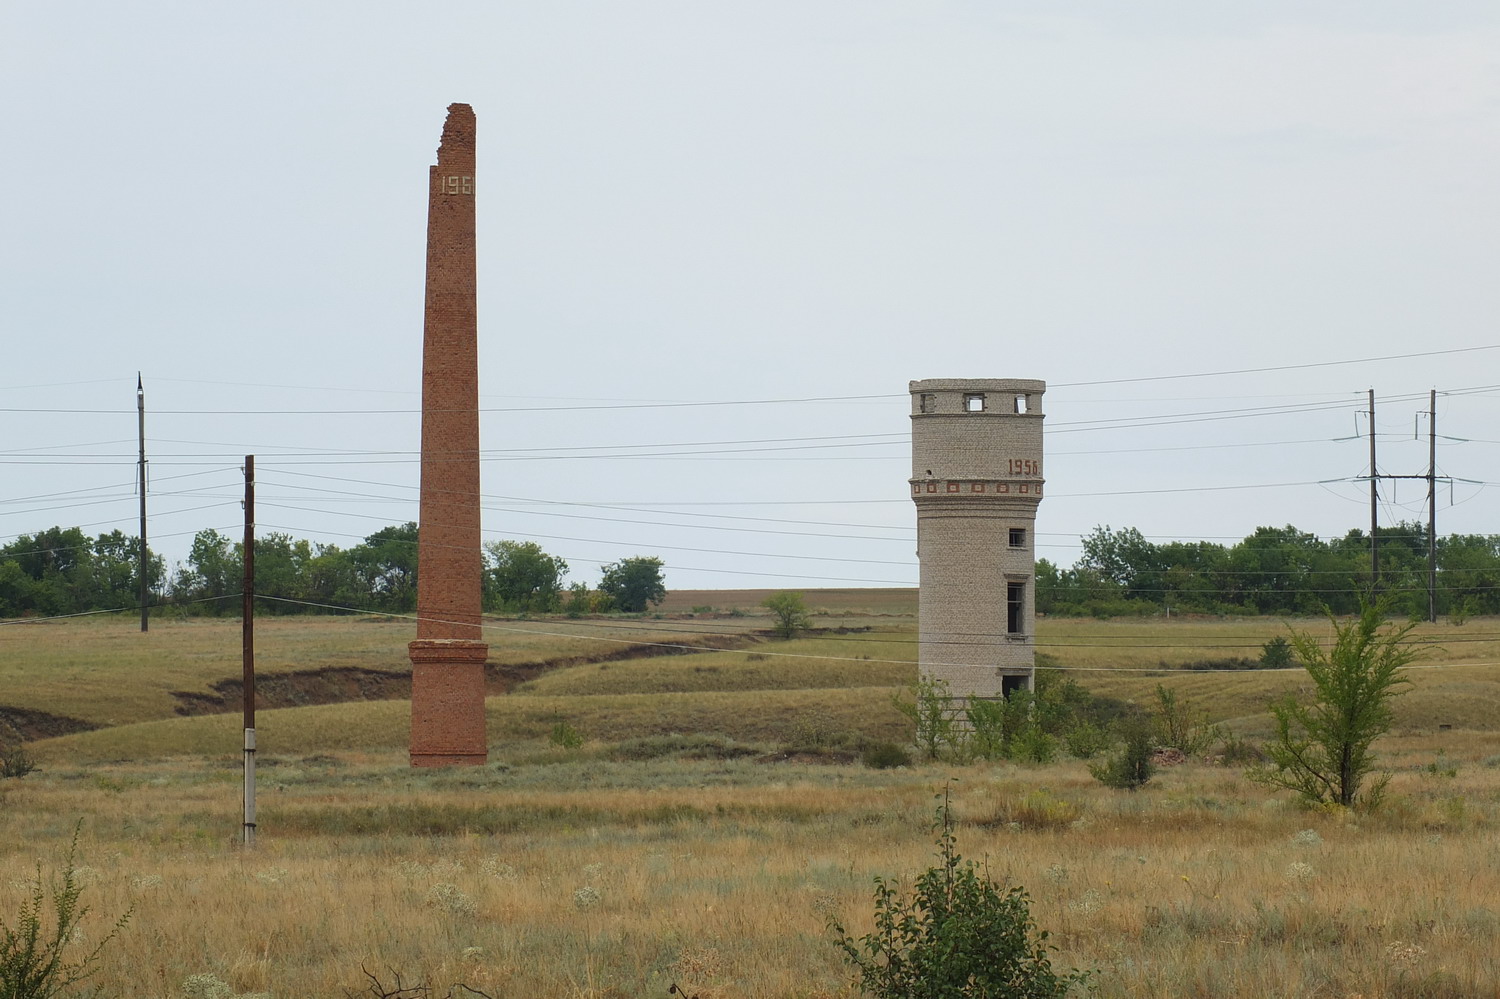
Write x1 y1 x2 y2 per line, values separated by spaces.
409 103 488 767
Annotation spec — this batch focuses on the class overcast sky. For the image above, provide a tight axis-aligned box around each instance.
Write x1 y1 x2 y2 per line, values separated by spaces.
3 2 1498 594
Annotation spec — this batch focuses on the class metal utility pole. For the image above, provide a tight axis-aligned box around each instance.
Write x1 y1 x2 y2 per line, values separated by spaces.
1368 389 1379 590
1428 390 1438 623
242 455 256 847
137 375 148 632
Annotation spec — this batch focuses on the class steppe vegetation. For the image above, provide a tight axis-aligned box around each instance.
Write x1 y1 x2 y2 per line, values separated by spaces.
4 591 1500 997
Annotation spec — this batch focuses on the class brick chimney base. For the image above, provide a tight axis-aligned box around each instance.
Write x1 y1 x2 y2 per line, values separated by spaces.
408 639 489 766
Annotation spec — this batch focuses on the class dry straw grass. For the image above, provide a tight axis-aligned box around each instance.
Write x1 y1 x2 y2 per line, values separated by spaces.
8 610 1500 996
5 742 1500 998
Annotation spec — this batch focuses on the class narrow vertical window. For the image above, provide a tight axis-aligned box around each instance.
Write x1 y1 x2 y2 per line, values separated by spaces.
1009 527 1026 548
1007 581 1024 634
1014 394 1028 414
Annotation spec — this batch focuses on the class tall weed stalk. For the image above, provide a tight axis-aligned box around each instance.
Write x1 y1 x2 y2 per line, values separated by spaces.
0 824 131 999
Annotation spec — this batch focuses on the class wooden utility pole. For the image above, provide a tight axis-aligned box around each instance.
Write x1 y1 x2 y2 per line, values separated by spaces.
242 455 256 847
1428 390 1438 623
137 375 148 632
1368 389 1379 590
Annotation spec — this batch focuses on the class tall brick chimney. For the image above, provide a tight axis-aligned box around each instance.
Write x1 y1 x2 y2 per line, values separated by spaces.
409 103 488 767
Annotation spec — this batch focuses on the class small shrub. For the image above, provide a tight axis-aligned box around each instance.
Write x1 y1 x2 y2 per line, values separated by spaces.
1063 722 1111 760
1290 828 1323 848
1215 732 1265 766
829 788 1089 998
181 973 270 999
966 697 1016 761
548 720 584 750
1011 725 1058 765
425 883 477 916
862 742 912 769
0 742 38 779
1422 751 1458 779
1089 721 1155 790
1 823 132 999
1260 636 1297 669
1153 685 1221 755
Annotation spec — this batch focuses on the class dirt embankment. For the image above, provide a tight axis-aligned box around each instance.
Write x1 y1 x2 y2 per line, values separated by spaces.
169 632 754 716
0 706 98 743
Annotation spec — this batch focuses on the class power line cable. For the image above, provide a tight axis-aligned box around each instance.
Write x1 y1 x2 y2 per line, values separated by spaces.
1050 345 1500 389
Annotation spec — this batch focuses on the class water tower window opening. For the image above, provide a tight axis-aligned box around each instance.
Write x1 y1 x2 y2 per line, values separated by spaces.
964 393 986 412
1007 581 1024 634
1008 528 1026 548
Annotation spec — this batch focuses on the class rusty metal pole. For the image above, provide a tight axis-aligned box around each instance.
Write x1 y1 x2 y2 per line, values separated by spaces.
242 455 256 847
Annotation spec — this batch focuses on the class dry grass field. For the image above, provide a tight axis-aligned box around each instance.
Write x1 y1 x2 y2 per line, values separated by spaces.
5 598 1500 997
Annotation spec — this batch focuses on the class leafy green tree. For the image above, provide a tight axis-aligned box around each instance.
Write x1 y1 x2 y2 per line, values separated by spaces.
174 529 241 612
4 527 89 582
347 523 419 611
1248 601 1422 808
298 543 360 611
0 562 37 619
484 540 568 612
85 531 163 610
0 527 94 616
762 590 810 638
250 532 312 609
597 556 666 613
893 676 960 761
1079 525 1156 592
1437 533 1500 616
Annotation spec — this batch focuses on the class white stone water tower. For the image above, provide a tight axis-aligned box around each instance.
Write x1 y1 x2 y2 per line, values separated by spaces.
910 378 1045 700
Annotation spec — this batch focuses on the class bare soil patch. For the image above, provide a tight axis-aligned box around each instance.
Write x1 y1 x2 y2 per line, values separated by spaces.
0 705 97 742
169 631 756 715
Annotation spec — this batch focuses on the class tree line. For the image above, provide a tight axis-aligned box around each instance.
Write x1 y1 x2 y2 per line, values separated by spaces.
1039 522 1500 618
6 518 1499 621
0 524 666 619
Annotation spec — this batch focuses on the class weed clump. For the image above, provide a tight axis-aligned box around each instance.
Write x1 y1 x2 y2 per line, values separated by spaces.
861 742 912 769
1 824 131 999
609 734 760 761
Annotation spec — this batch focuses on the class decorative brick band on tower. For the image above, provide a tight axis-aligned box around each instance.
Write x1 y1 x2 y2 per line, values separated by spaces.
910 379 1045 702
409 103 488 767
